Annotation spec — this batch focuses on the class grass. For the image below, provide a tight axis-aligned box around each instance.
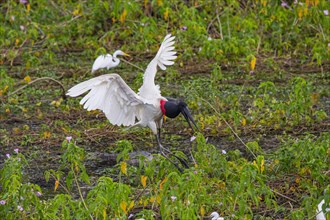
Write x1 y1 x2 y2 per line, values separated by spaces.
0 0 330 219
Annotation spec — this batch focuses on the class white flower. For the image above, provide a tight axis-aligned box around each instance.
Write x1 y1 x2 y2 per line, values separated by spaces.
170 196 177 202
221 150 227 154
190 136 196 142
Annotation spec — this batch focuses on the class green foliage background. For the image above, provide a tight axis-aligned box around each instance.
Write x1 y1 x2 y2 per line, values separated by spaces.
0 0 329 219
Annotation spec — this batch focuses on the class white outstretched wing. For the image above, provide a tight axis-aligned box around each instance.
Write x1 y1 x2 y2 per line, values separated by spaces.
138 34 177 101
92 54 114 73
66 74 143 126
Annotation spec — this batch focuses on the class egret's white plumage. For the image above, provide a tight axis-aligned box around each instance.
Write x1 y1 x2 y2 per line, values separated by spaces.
210 212 224 220
316 199 330 220
91 50 129 73
67 34 177 133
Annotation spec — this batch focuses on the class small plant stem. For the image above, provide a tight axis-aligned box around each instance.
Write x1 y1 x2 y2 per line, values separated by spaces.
318 24 326 41
189 150 197 166
237 82 246 104
7 77 66 99
257 35 262 54
227 12 231 39
207 16 218 34
202 98 257 159
133 182 151 205
121 58 145 72
216 9 224 40
232 195 238 213
72 169 93 220
271 189 297 203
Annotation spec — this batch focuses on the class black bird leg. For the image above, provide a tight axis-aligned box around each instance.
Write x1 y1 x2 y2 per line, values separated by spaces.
158 128 161 142
155 134 189 173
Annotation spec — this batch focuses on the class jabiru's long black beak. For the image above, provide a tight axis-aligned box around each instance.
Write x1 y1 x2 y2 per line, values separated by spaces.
181 106 198 131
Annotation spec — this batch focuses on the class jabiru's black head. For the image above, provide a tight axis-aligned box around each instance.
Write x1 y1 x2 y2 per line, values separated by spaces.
160 98 198 131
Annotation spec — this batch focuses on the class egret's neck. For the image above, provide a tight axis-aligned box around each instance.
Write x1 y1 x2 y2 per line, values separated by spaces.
112 50 122 66
113 50 122 59
112 57 120 66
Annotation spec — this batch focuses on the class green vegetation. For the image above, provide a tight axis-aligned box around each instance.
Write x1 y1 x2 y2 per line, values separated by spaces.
0 0 329 219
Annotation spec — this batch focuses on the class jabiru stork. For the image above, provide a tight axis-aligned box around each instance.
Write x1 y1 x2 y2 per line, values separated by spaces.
67 34 197 171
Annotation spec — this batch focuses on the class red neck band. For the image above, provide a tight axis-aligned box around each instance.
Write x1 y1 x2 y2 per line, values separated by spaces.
160 100 166 114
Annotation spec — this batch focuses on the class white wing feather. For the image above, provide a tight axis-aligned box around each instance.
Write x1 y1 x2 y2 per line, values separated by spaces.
92 54 115 73
66 74 143 126
138 34 177 101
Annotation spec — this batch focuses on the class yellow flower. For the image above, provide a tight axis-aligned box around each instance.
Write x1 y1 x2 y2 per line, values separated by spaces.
50 98 63 107
128 201 134 211
250 56 256 71
15 38 20 46
120 201 127 214
159 177 168 190
103 209 106 220
119 9 127 23
164 8 169 21
73 9 80 16
43 131 51 139
200 206 205 216
120 162 127 175
141 175 147 188
260 158 265 173
241 118 247 126
54 180 59 192
24 75 31 83
298 9 303 19
156 195 161 204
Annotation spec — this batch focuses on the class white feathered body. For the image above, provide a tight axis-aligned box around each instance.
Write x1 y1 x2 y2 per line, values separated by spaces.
91 54 118 73
67 34 177 135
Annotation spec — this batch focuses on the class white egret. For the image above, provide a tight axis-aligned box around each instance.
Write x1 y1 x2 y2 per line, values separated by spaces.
91 50 130 73
316 199 329 220
210 212 224 220
67 34 197 171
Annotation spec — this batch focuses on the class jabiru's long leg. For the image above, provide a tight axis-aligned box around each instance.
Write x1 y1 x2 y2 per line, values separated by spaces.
155 134 184 172
155 134 190 173
155 122 189 171
158 127 161 142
